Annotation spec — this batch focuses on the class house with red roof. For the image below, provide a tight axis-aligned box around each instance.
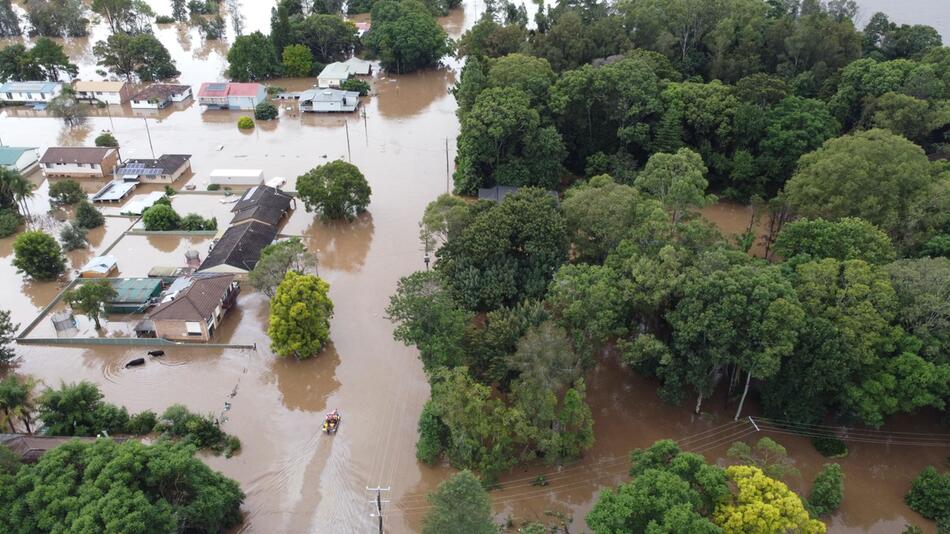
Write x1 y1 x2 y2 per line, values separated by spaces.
197 82 266 110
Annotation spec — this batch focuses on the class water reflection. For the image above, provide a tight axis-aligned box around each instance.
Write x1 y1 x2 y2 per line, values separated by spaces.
266 344 342 412
375 68 456 119
56 123 92 146
304 211 375 273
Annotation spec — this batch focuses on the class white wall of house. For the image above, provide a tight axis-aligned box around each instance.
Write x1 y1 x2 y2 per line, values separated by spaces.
77 90 122 105
41 162 105 177
2 149 40 173
0 86 63 103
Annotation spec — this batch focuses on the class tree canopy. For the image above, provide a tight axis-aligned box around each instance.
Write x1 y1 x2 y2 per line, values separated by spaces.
93 33 179 82
296 160 372 220
12 231 65 281
422 470 496 534
268 271 334 359
365 0 451 73
227 31 281 81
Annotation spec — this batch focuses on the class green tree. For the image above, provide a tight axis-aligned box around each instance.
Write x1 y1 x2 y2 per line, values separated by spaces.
64 281 117 330
0 310 18 366
635 148 715 225
237 116 254 129
0 44 42 82
883 257 950 359
91 0 154 34
142 203 181 231
268 271 334 359
37 381 127 436
291 14 359 64
12 231 65 280
0 375 35 433
726 437 799 481
784 129 936 249
340 78 370 95
774 217 896 265
586 439 728 534
436 188 568 310
47 88 87 128
808 463 844 516
454 87 565 195
714 465 825 534
254 101 279 120
386 271 471 373
24 0 89 38
0 209 19 237
861 91 942 143
418 194 474 252
456 15 525 59
296 160 372 220
94 132 119 147
561 175 655 263
74 200 105 229
248 237 318 298
93 33 180 82
58 222 87 251
26 38 78 81
226 31 281 81
171 0 187 21
365 0 451 73
546 263 627 361
281 44 313 77
0 439 244 533
487 53 555 108
49 180 85 205
422 470 495 534
0 0 20 38
452 55 487 119
508 321 580 390
905 466 950 524
758 96 839 194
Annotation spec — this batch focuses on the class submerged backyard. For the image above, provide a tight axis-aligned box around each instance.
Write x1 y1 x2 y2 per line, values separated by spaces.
1 0 949 533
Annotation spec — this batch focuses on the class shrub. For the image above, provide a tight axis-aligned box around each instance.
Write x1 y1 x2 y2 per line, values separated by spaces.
254 101 278 120
906 466 950 523
341 78 370 96
0 208 21 237
164 185 176 196
12 230 66 280
59 223 87 251
74 200 104 229
94 132 118 147
266 85 285 96
416 400 447 464
237 116 254 129
155 14 175 23
154 195 172 206
811 436 848 458
156 404 241 457
142 204 181 231
126 410 158 434
808 463 844 516
180 213 217 231
48 179 85 205
207 183 221 191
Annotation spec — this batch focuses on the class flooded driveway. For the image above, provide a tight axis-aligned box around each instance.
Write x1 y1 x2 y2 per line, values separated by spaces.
1 1 946 533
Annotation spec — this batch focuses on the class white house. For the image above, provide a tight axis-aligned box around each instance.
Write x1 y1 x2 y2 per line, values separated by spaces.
0 146 40 173
299 89 360 113
197 83 266 110
0 81 63 103
209 169 264 186
130 84 192 109
73 81 133 105
40 147 120 179
317 63 351 88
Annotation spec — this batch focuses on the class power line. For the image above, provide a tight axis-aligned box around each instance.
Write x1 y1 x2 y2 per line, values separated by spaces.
753 416 950 439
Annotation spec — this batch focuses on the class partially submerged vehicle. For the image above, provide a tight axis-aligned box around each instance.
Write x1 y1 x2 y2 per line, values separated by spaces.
323 409 341 434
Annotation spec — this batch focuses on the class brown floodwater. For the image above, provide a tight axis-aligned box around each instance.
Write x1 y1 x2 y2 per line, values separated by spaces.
1 2 947 533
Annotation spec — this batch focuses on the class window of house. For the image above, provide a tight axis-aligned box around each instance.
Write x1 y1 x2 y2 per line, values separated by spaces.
185 322 202 336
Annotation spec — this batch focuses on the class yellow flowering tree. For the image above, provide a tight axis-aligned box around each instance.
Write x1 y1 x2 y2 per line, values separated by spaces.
268 271 333 359
714 465 826 534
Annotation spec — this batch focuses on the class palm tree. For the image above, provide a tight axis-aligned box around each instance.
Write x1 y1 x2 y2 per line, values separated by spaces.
0 168 32 220
0 375 37 434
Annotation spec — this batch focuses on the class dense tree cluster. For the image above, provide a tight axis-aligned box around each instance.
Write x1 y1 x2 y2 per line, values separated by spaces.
269 0 359 74
0 39 77 82
364 0 451 73
451 1 950 255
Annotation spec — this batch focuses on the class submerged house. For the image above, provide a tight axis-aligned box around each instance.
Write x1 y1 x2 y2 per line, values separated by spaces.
197 221 277 275
143 273 240 342
79 255 118 278
0 146 40 173
229 185 295 227
197 82 266 110
0 81 63 103
40 147 120 179
317 62 351 88
105 278 164 314
73 81 133 105
116 154 192 184
130 84 192 109
299 88 360 113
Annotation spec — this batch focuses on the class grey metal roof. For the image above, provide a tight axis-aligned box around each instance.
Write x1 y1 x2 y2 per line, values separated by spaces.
229 185 293 226
198 221 277 272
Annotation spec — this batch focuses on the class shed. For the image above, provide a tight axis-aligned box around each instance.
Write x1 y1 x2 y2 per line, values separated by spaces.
79 255 118 278
0 146 39 173
317 62 351 88
105 278 163 313
209 169 264 186
90 180 137 203
299 89 360 113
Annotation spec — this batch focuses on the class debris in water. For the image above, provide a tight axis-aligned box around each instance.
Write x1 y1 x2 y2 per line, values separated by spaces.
125 358 145 368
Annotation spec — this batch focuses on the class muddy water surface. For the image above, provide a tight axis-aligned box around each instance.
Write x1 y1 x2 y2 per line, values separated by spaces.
1 2 947 533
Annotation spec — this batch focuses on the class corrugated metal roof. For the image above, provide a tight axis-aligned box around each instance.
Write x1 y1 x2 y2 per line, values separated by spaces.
73 80 127 92
109 277 163 303
40 147 115 165
318 62 351 80
0 146 37 166
0 81 61 93
148 273 235 322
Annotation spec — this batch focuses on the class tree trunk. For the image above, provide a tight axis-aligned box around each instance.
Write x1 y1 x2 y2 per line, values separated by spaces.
93 314 102 330
734 371 752 421
22 417 31 434
695 391 704 414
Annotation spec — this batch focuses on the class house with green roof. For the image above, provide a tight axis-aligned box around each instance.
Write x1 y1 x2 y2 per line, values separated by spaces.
0 146 39 174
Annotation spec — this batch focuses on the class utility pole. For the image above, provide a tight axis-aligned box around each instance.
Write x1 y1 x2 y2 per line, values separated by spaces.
143 117 155 158
367 486 390 534
362 108 368 145
344 120 352 162
444 138 450 193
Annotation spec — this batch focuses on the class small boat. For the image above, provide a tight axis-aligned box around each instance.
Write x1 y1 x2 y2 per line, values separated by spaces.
148 350 165 357
125 358 145 368
322 409 341 434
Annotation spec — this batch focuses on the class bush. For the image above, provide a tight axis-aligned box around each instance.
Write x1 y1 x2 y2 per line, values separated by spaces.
12 230 66 280
142 204 181 231
254 101 278 120
59 223 87 251
808 463 844 516
906 466 950 523
74 200 104 229
416 400 448 464
180 213 217 231
154 195 172 206
207 183 221 191
164 185 176 196
156 404 241 457
126 410 158 434
341 78 371 96
155 14 175 23
811 436 848 458
0 208 21 237
94 132 118 147
266 85 285 96
237 116 254 129
48 180 85 205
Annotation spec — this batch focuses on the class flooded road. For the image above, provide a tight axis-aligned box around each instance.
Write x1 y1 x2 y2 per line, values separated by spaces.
1 1 947 533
